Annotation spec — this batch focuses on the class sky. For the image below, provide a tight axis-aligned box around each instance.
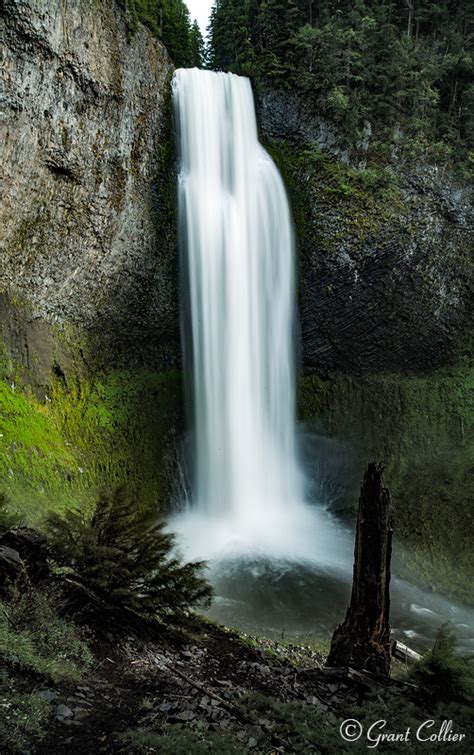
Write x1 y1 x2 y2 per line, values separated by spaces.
186 0 213 36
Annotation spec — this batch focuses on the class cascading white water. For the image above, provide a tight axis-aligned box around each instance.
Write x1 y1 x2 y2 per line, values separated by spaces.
170 70 474 647
172 68 347 566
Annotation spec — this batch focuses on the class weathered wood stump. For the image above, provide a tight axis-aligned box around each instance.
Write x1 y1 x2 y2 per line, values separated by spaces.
327 462 393 676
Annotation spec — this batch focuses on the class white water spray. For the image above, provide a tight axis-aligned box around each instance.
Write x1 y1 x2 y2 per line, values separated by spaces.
172 68 348 567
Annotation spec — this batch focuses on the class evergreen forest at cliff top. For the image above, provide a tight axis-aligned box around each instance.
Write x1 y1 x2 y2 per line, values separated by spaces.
125 0 473 177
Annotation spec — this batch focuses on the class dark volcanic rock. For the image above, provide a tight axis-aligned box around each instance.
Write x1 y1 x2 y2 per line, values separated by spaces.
258 87 474 373
259 87 343 158
299 172 473 372
0 545 27 594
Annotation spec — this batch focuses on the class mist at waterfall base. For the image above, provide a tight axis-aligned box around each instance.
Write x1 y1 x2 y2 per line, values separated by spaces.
170 68 474 653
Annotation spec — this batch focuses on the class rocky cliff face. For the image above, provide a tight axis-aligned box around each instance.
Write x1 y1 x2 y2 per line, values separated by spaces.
259 88 473 373
259 86 474 603
2 0 178 373
0 0 181 517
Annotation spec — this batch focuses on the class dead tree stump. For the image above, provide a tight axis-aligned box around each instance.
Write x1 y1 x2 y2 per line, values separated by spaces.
327 462 393 676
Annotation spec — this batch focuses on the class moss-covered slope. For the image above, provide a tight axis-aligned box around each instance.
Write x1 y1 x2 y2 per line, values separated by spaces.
0 343 183 522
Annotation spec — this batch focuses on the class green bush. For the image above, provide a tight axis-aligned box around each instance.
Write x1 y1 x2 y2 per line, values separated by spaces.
120 728 244 754
46 487 212 633
241 691 353 753
0 491 18 534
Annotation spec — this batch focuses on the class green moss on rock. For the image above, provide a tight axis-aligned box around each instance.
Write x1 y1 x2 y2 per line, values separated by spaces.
299 368 474 604
266 141 404 257
0 381 77 514
0 367 183 523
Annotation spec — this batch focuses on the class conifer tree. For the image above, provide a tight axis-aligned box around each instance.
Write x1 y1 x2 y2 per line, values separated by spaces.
207 0 474 170
189 20 205 67
46 487 212 632
120 0 205 68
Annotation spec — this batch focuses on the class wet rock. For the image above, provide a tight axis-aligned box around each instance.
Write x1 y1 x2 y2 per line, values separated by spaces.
55 704 73 721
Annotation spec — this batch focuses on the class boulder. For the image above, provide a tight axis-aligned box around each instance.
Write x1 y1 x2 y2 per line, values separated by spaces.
0 545 28 595
0 527 49 582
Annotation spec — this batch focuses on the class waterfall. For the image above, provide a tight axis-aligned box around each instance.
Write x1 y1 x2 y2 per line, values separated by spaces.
172 68 346 565
170 70 474 644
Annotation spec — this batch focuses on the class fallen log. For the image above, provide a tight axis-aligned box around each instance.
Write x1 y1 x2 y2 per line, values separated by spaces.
392 640 422 664
327 463 393 676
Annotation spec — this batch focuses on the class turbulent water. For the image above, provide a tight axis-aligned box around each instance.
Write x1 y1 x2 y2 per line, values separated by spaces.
171 68 345 564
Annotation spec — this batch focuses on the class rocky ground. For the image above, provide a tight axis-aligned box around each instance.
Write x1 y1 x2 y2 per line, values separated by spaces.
1 523 473 753
3 618 444 755
5 623 326 754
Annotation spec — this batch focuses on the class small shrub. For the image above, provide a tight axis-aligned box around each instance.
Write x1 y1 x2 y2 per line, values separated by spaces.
0 492 18 534
411 624 474 704
240 692 353 753
326 85 350 120
120 728 244 754
46 487 212 633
